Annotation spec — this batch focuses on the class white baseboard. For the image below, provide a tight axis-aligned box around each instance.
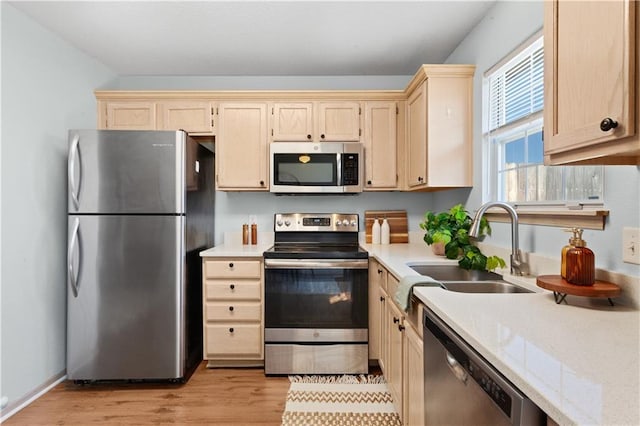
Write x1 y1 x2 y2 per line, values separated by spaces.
0 370 66 422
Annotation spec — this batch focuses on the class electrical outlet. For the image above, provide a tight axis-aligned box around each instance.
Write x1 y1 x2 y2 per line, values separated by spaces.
623 227 640 264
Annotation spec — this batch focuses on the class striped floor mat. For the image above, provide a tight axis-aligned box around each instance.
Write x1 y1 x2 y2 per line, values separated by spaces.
281 375 401 426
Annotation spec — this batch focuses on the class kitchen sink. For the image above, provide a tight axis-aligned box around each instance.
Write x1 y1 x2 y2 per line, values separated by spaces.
408 264 502 281
439 280 532 294
408 263 532 293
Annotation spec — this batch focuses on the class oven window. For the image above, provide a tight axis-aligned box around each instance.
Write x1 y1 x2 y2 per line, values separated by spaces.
265 268 368 328
273 153 337 186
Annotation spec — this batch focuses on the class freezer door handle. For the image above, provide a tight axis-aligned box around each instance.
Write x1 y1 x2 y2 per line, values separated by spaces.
68 133 81 210
68 217 81 297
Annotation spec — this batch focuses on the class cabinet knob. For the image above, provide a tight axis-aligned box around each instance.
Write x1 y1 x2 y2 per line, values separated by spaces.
307 134 312 140
380 296 385 302
259 180 265 186
417 176 424 183
229 327 234 333
377 269 383 274
398 324 405 331
229 262 234 268
229 306 234 311
600 117 619 132
320 134 325 139
367 180 372 185
230 284 235 290
393 317 399 324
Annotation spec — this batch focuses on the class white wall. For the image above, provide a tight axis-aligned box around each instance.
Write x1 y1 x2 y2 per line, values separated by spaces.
444 0 640 277
0 3 115 416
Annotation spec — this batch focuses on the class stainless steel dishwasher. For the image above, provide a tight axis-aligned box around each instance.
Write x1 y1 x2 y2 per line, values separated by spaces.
423 307 546 425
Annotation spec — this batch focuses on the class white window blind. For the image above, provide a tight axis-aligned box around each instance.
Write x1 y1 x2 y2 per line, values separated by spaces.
483 35 603 204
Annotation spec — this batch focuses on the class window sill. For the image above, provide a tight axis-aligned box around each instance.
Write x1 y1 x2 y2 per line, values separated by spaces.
483 206 609 230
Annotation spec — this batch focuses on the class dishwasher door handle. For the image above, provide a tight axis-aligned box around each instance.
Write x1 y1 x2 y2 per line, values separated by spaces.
445 351 468 384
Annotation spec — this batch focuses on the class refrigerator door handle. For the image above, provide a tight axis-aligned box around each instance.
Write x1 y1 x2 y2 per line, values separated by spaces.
68 217 81 297
68 134 81 210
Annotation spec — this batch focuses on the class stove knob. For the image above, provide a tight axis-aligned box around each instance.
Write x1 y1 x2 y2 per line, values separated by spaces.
335 220 342 226
276 220 283 227
350 220 357 227
284 220 291 227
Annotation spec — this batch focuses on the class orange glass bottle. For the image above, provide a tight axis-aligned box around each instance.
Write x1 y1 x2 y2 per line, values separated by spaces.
560 228 578 279
565 229 595 286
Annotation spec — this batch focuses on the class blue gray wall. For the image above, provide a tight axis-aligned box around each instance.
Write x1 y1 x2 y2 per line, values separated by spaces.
1 3 115 416
444 0 640 277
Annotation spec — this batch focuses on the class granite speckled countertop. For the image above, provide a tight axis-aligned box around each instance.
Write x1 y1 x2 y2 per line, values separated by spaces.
200 239 639 424
365 242 640 426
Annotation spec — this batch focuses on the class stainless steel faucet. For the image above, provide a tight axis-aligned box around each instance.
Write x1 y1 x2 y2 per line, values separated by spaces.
469 201 529 276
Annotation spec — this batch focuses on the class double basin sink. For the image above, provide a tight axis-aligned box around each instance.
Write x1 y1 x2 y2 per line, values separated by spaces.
408 264 532 294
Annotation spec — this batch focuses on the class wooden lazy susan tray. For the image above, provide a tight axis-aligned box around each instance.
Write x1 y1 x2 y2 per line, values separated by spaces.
536 275 621 305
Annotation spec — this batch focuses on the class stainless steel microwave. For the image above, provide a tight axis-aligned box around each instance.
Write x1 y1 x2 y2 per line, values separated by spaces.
270 142 363 194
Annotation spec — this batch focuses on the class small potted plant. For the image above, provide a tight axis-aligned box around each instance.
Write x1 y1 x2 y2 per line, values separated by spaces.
419 204 506 271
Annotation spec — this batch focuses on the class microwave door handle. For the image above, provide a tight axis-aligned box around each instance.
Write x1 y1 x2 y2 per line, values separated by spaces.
336 153 342 186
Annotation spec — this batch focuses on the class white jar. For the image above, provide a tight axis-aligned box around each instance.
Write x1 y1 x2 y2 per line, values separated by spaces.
381 218 390 245
372 218 381 244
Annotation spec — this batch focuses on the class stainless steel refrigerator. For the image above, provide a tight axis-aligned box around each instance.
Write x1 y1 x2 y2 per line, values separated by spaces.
66 129 214 382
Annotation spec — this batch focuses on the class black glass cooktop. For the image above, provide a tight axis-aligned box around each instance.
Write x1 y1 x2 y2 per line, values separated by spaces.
263 244 369 259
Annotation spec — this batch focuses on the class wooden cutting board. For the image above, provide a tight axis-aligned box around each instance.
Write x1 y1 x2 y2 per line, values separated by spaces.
364 210 408 243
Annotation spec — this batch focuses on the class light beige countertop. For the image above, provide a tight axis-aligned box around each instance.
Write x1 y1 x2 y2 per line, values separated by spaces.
365 242 640 426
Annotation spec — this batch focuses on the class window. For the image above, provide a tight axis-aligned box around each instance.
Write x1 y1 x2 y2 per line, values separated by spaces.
483 33 603 205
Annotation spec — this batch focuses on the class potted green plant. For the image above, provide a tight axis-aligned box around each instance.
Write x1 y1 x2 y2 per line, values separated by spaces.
419 204 506 271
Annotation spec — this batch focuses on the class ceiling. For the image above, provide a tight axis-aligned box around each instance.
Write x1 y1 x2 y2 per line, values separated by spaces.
9 1 495 76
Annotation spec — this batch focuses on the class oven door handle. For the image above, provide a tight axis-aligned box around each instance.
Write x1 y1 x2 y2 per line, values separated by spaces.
264 259 368 269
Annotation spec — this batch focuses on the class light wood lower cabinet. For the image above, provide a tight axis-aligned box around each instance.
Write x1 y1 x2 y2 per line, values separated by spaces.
370 263 424 425
202 257 263 367
404 321 425 426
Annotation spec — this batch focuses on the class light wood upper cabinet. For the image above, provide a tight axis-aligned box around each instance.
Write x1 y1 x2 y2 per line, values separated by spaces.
317 102 361 141
271 101 361 142
363 101 398 190
544 0 639 164
100 101 156 130
158 101 215 134
271 102 314 141
405 65 475 190
216 103 269 190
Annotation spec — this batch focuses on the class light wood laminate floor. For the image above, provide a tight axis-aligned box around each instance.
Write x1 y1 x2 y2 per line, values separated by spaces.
4 364 290 425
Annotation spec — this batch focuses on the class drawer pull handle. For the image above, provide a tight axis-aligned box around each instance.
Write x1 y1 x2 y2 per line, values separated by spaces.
229 306 234 311
229 262 234 268
380 296 385 302
229 327 234 333
230 284 235 290
393 317 399 324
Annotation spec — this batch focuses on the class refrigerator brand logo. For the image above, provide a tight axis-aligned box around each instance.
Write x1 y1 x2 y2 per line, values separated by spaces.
152 143 173 147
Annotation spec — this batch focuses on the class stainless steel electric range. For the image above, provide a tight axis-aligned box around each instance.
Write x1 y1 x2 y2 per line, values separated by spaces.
263 213 369 375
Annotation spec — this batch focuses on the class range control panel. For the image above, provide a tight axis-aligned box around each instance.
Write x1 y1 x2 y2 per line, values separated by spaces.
274 213 359 232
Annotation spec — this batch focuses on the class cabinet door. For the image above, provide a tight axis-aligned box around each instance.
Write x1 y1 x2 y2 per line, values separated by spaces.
102 101 156 130
272 102 314 141
404 324 424 426
216 103 269 190
368 260 386 361
317 102 361 141
378 287 389 374
387 301 404 423
158 101 215 134
363 101 398 190
426 75 473 187
407 83 427 188
544 0 636 156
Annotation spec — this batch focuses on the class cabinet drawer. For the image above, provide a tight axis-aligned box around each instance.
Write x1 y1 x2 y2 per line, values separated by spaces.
387 273 400 302
205 302 261 322
205 324 262 357
205 280 261 301
204 259 261 279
